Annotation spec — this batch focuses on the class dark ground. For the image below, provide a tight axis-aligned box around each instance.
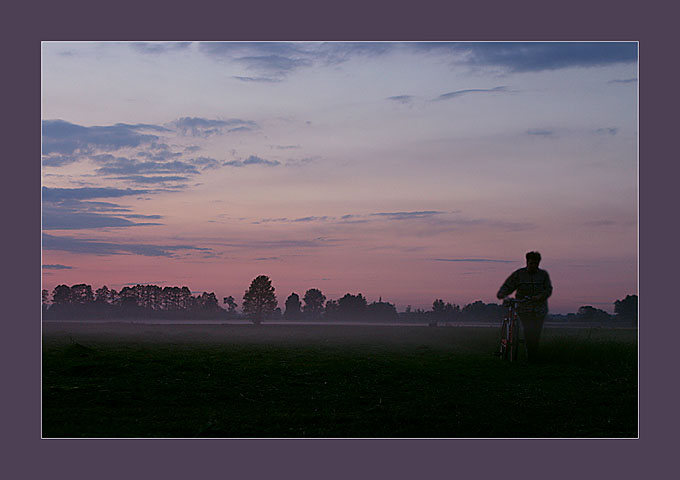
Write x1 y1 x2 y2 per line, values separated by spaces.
42 322 637 438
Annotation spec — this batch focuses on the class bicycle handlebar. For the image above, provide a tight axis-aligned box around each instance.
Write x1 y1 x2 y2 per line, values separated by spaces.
501 297 529 306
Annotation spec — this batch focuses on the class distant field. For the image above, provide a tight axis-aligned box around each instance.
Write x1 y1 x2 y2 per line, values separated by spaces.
42 322 637 438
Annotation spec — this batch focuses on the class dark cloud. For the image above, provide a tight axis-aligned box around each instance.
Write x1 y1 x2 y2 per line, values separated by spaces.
123 124 172 133
293 216 330 222
225 155 280 167
42 264 73 270
223 160 245 167
387 95 415 104
244 155 279 166
232 76 282 83
172 117 258 137
112 175 191 184
255 211 445 224
432 258 515 263
250 210 531 232
42 155 79 167
595 127 619 136
43 190 164 230
369 211 533 232
42 187 149 201
372 211 445 220
136 150 183 161
93 156 200 175
315 42 392 64
414 42 637 72
608 78 637 84
201 42 392 82
119 214 163 220
189 157 221 170
42 233 211 257
42 120 167 155
252 217 289 224
198 42 635 83
63 200 131 213
435 86 508 101
91 154 213 186
236 54 312 76
254 215 334 224
199 42 303 59
42 212 161 230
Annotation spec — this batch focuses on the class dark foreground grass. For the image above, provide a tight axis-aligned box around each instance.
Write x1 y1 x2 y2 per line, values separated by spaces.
42 323 637 438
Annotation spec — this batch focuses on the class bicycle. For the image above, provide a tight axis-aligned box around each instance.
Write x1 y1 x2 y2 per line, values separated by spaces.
496 298 524 362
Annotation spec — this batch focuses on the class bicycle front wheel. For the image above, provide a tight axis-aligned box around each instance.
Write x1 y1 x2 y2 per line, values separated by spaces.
509 319 520 362
500 320 510 360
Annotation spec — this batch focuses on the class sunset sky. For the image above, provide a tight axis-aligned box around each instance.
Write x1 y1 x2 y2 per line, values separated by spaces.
41 42 638 314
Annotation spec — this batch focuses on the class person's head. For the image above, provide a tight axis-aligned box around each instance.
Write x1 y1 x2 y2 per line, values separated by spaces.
525 251 541 273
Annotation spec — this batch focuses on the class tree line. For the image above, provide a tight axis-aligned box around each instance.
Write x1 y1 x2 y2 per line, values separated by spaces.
42 283 221 319
42 275 638 326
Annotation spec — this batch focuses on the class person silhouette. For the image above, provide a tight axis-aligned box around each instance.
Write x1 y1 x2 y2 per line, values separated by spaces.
497 251 553 363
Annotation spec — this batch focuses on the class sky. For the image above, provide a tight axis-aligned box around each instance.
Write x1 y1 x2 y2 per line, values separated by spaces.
41 42 638 314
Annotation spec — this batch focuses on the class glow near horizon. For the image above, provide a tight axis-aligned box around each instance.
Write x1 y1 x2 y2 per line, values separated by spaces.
41 42 637 314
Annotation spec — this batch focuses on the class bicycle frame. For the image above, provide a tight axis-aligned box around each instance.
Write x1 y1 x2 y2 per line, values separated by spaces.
499 298 522 362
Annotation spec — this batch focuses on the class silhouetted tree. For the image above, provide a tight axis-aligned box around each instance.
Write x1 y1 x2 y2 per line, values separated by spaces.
461 300 503 321
179 286 193 310
578 306 608 322
324 299 339 320
284 293 302 320
242 275 277 324
119 286 141 314
162 286 180 311
303 288 326 320
140 284 163 310
95 285 111 304
223 295 238 314
196 292 220 313
52 284 72 306
614 294 638 327
367 300 398 321
337 293 367 321
70 284 94 305
462 300 485 319
577 305 611 322
444 302 460 321
42 289 49 313
432 299 446 321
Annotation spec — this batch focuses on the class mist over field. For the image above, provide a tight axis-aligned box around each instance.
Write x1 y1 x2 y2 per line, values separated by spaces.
42 321 637 438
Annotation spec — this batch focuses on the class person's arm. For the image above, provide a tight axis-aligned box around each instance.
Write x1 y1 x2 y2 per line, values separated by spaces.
530 271 553 302
543 272 553 299
497 271 518 299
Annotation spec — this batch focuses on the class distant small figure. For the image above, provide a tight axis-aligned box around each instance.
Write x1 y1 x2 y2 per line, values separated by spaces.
497 251 553 363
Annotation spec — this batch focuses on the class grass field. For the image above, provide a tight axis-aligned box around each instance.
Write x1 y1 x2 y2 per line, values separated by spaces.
42 322 637 438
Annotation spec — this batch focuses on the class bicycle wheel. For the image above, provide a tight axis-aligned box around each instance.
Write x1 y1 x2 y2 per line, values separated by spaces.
509 319 520 362
500 319 510 360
